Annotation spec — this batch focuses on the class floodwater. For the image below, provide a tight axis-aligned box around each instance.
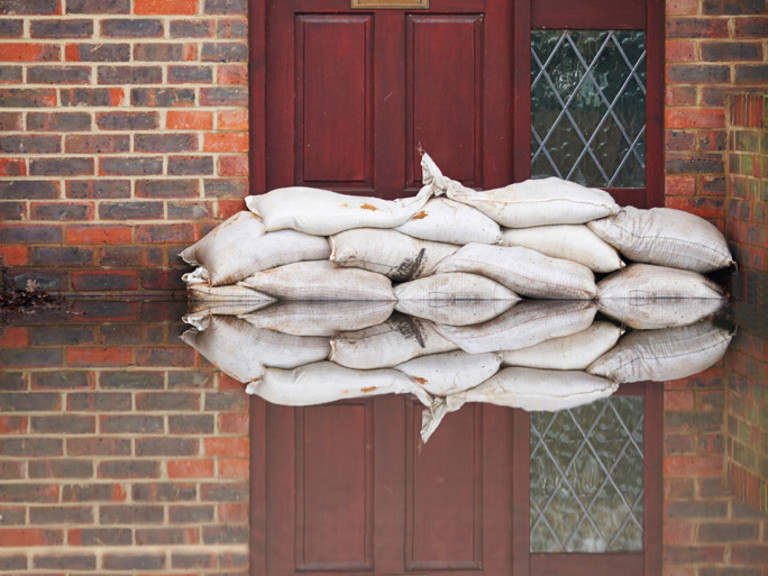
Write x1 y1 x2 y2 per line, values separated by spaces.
1 270 767 575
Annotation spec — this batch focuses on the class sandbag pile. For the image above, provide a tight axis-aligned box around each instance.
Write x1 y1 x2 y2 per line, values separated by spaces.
180 153 735 442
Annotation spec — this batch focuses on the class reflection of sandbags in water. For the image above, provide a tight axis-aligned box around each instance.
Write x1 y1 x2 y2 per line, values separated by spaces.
180 211 331 286
598 297 725 330
394 272 519 326
500 321 623 370
435 300 597 354
238 300 395 337
245 361 432 406
395 351 502 396
586 321 733 384
501 224 624 273
330 228 457 282
395 197 502 245
183 299 275 330
436 243 597 300
588 206 734 273
245 183 433 236
187 283 275 302
597 264 724 300
238 260 396 301
330 313 457 369
180 316 330 383
422 367 617 442
446 177 619 228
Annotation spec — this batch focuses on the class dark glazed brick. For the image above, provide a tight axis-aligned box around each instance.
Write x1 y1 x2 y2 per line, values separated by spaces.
96 111 158 130
0 483 58 502
0 348 63 368
698 521 759 542
132 482 197 502
202 42 248 62
0 555 26 571
100 371 164 390
136 392 199 411
99 200 164 219
28 459 93 479
734 17 768 37
98 461 160 479
31 19 93 38
67 179 130 199
217 19 247 39
30 157 93 176
0 506 26 524
168 414 214 434
200 87 247 107
172 552 216 569
103 553 165 571
136 438 198 457
667 17 730 38
100 415 164 434
171 20 213 38
72 271 138 291
34 553 96 570
168 201 214 220
666 500 729 519
29 506 93 524
99 158 163 177
0 0 60 14
31 371 93 388
5 270 68 292
0 372 25 391
702 0 765 14
204 178 247 197
0 135 60 154
203 525 248 544
204 0 247 14
68 392 131 412
67 0 130 13
67 437 131 456
0 66 22 83
71 527 132 546
169 505 214 523
31 415 95 434
70 43 130 62
60 87 122 107
27 111 91 131
168 155 214 175
29 246 93 266
201 483 248 502
735 64 768 84
0 111 22 130
0 223 62 243
0 392 60 412
204 391 248 411
0 19 23 37
136 179 199 198
0 88 56 107
98 65 162 85
101 19 164 38
30 201 92 220
62 484 126 503
0 438 61 458
131 87 196 107
666 154 724 174
700 42 762 61
0 180 59 199
667 64 731 84
134 43 184 61
168 65 213 83
135 133 198 153
136 527 196 545
100 505 164 524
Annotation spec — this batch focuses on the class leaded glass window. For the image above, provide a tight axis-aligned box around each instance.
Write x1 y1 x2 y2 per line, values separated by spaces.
530 396 645 553
531 30 647 187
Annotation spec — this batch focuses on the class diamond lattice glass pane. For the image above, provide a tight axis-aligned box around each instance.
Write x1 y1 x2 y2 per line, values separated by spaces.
531 30 646 187
530 397 645 553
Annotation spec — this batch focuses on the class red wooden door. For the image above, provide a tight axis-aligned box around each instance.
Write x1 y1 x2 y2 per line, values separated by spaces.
264 0 514 197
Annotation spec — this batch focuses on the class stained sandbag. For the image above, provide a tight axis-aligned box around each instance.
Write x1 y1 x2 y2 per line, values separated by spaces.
436 243 597 300
238 300 395 337
421 367 617 442
245 184 434 236
597 264 724 300
238 260 396 301
395 298 516 327
446 177 619 228
500 321 623 370
586 321 733 383
435 300 597 354
180 316 330 383
245 361 432 407
187 283 275 302
501 224 624 273
330 228 458 282
179 211 331 286
330 313 457 369
587 206 734 273
395 350 502 396
395 197 502 245
598 297 725 330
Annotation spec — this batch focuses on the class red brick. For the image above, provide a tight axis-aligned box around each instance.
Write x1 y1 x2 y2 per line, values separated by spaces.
135 223 195 244
666 40 697 62
218 413 248 435
204 437 248 457
67 347 132 367
66 224 132 245
167 110 213 130
666 109 726 130
0 246 27 266
167 459 215 479
0 158 25 176
218 155 248 176
0 415 27 434
0 529 63 547
664 455 724 477
217 64 247 85
218 108 248 131
203 132 248 153
0 43 60 62
218 199 246 219
666 0 698 14
218 503 248 522
135 0 199 14
663 520 694 546
218 458 248 479
665 196 725 219
0 326 27 347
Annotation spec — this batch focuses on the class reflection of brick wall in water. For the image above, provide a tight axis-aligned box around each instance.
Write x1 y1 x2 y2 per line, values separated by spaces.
0 301 249 574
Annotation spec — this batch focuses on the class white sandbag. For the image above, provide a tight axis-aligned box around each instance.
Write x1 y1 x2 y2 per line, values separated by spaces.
180 316 329 383
421 367 617 442
395 351 502 396
238 260 396 301
587 206 734 273
245 184 433 236
597 264 725 300
187 283 275 302
598 297 725 330
238 300 395 337
330 314 457 369
245 361 432 407
436 243 597 300
501 224 624 273
435 300 597 354
179 211 331 286
395 198 502 245
501 321 623 370
586 321 733 384
330 228 458 281
395 298 516 327
446 177 619 228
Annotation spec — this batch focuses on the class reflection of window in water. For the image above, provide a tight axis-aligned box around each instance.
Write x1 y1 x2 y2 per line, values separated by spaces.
530 396 644 553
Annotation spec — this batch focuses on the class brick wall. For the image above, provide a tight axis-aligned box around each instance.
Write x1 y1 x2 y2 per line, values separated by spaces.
664 0 767 230
0 301 250 574
0 0 249 295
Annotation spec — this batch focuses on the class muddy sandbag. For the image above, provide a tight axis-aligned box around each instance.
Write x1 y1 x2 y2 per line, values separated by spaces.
245 184 433 236
180 211 331 286
586 320 733 384
435 300 597 354
330 313 457 369
501 224 624 273
238 260 396 301
598 297 725 330
501 321 623 370
436 243 597 300
597 264 724 300
180 316 330 383
395 350 502 396
395 197 502 245
421 367 617 442
587 206 734 273
446 177 619 228
330 228 457 282
245 361 431 406
238 300 395 337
